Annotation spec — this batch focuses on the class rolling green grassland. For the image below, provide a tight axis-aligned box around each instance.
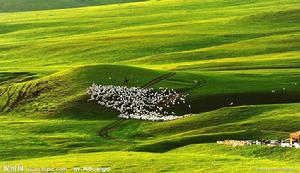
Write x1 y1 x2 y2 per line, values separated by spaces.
0 0 299 71
1 0 300 172
1 145 300 173
0 0 145 13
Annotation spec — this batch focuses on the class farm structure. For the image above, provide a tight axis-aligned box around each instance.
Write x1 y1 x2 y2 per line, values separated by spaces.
290 131 300 144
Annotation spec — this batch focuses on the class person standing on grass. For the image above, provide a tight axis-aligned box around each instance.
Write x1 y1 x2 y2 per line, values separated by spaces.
124 77 129 85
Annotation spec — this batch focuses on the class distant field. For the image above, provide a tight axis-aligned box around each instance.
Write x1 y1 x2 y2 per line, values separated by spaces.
0 0 145 12
0 0 299 71
1 0 300 172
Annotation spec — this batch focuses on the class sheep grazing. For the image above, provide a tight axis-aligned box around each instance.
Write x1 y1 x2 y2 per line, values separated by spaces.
87 84 190 121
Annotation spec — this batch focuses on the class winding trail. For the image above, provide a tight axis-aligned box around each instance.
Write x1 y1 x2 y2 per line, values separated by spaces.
141 72 176 88
98 119 126 140
98 72 177 140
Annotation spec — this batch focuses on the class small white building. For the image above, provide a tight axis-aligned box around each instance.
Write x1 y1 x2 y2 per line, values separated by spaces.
293 143 300 148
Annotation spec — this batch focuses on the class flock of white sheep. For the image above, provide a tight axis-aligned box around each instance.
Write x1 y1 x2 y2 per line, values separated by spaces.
87 84 191 121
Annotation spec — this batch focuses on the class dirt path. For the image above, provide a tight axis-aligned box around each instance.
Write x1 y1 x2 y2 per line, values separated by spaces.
98 72 177 140
98 119 126 140
141 72 176 88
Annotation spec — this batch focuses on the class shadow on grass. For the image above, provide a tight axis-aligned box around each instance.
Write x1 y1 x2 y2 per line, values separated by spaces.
131 130 276 153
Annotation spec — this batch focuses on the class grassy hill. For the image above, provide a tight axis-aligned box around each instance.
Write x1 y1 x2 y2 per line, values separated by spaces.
0 0 299 71
0 0 145 12
1 0 300 172
1 145 300 173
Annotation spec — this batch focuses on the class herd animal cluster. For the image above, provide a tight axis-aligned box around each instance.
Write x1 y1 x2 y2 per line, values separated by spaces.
87 84 191 121
217 140 300 148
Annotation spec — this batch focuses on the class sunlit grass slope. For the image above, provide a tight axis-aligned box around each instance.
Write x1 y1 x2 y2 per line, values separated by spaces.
0 0 144 12
0 0 299 71
1 144 300 173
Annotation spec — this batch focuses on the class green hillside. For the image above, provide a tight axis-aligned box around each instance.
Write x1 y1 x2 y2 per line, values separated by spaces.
0 0 299 71
2 144 300 173
0 0 144 12
1 0 300 172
